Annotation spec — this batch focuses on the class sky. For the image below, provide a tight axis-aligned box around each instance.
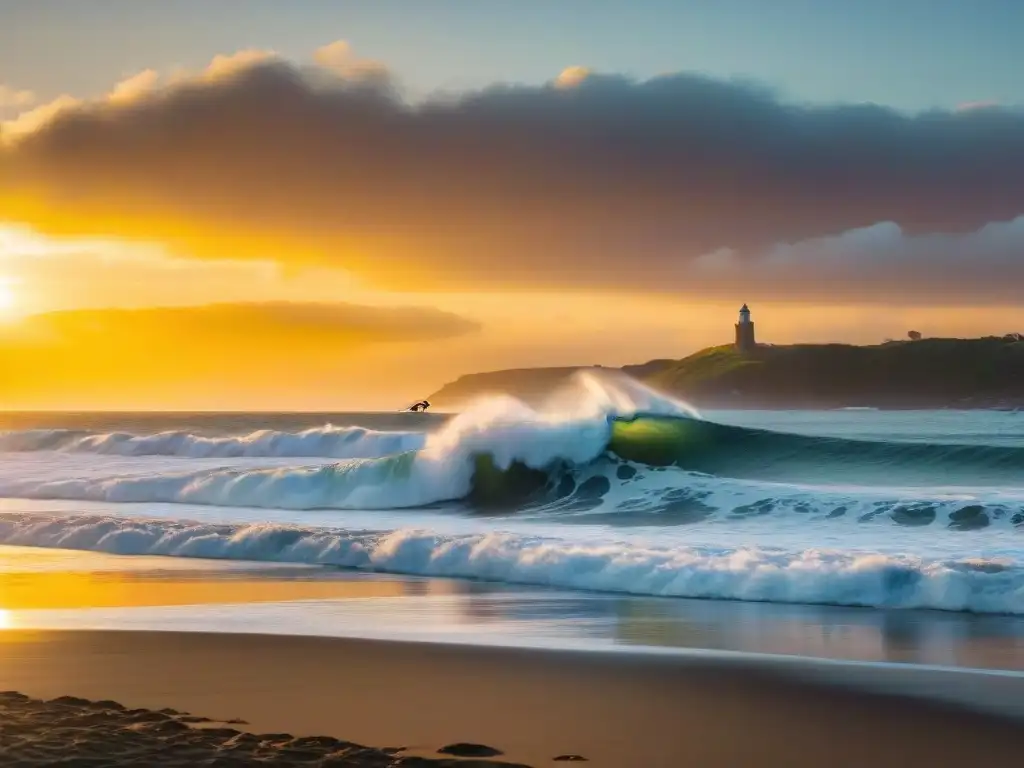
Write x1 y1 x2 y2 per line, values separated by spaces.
4 0 1024 111
0 0 1022 409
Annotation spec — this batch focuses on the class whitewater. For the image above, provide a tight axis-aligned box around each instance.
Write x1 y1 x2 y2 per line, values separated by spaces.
2 371 1024 615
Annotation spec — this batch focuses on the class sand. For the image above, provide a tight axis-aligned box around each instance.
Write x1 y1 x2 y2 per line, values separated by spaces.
0 630 1022 767
1 691 524 767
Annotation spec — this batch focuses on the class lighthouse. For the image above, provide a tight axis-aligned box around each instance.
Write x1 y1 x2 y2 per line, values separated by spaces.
735 303 756 353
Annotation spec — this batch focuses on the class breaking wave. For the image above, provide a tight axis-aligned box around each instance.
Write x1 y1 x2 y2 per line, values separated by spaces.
2 371 1023 615
0 453 1020 529
0 425 426 459
2 375 1022 492
0 511 1021 614
0 370 1023 518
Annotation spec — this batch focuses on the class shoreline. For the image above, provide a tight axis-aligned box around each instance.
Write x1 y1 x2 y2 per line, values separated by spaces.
1 629 1023 767
4 544 1024 677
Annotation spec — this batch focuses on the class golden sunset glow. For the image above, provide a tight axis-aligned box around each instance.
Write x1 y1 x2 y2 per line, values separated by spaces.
0 220 1018 410
0 35 1020 410
0 279 16 313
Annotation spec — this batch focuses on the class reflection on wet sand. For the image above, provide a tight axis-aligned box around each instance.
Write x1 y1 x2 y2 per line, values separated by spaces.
0 545 445 610
431 581 1024 671
608 596 1024 670
3 545 1024 673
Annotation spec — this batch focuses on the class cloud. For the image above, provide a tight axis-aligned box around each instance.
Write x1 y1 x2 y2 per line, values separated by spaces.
690 217 1024 304
0 301 477 408
108 70 161 104
956 100 1000 112
313 40 390 84
554 66 592 89
11 301 477 345
2 94 82 138
204 49 280 80
1 50 1023 301
0 85 35 109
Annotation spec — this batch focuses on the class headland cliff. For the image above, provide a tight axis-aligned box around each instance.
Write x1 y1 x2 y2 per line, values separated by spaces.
428 337 1024 410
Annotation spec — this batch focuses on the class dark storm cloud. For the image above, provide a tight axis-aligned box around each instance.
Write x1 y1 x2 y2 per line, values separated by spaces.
2 57 1024 299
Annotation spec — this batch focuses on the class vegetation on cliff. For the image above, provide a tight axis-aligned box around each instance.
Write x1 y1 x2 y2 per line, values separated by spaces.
429 337 1024 409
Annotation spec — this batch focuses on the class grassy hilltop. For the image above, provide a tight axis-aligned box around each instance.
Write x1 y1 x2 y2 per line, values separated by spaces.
428 336 1024 409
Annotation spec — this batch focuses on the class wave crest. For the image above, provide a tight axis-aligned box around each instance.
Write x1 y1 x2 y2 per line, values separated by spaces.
0 511 1021 614
0 424 426 459
2 372 1023 518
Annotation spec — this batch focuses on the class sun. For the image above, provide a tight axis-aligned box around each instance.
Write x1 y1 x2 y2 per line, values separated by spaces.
0 278 17 313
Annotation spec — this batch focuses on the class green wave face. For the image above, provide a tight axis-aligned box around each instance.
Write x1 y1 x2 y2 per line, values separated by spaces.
467 453 559 511
609 414 1024 484
464 416 706 511
607 415 714 467
464 414 1024 511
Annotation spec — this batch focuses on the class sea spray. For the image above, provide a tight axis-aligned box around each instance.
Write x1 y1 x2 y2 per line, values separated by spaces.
0 372 701 510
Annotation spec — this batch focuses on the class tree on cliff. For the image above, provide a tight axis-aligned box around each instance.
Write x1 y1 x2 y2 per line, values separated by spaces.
908 330 922 341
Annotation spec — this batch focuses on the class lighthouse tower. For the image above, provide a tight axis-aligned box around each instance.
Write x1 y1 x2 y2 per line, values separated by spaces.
735 303 756 353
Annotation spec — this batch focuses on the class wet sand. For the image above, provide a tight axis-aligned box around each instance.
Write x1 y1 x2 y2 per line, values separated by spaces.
0 565 411 610
2 546 1024 765
0 629 1022 767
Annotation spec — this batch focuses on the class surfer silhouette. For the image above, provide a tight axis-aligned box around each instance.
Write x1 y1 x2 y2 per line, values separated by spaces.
406 400 431 412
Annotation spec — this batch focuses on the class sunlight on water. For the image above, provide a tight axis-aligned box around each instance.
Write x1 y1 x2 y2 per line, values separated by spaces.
0 390 1022 615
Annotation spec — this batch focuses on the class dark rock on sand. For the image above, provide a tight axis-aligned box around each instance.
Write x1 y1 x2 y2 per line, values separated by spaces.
91 700 128 711
50 695 94 707
258 731 295 742
437 742 504 757
0 692 530 767
397 760 531 768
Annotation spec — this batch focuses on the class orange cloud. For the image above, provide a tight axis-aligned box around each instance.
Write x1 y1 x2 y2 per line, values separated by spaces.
554 66 592 89
204 49 280 80
108 70 161 104
0 302 478 409
1 48 1023 302
313 40 390 84
1 94 81 138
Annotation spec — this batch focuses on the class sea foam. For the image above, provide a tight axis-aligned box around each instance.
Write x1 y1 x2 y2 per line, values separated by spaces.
0 511 1020 615
0 424 426 459
0 372 699 510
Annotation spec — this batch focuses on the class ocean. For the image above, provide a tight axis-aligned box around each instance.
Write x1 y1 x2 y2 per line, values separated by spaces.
1 370 1023 622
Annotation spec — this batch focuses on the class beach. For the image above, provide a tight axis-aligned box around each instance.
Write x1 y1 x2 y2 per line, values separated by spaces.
5 6 1024 763
0 629 1022 767
0 547 1022 766
1 403 1024 765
